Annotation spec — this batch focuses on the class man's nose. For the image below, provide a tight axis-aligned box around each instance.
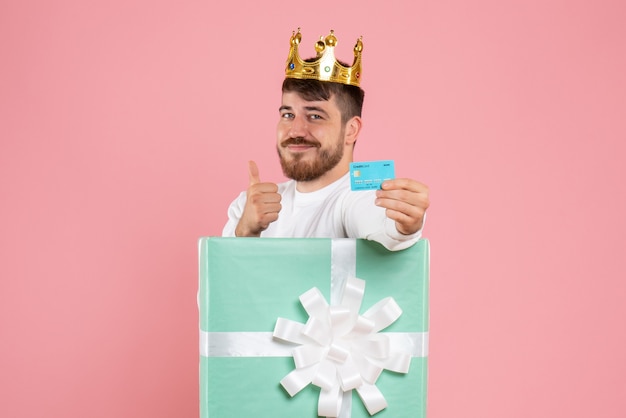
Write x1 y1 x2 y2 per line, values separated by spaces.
288 115 307 138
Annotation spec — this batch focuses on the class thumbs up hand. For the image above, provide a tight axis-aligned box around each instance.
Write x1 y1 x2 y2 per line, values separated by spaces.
235 161 282 237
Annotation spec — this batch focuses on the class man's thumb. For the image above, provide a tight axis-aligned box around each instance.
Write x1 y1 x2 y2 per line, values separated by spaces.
248 160 261 185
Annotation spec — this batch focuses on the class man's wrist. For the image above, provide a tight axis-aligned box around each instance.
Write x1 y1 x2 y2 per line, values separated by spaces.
235 223 260 237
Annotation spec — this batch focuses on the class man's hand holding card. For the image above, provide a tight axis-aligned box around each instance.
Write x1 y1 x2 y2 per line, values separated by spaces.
351 160 430 236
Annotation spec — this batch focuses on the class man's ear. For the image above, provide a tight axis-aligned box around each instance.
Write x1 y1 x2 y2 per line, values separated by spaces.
344 116 362 145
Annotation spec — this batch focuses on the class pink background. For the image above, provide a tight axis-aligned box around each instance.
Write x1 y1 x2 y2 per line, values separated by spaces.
1 0 625 417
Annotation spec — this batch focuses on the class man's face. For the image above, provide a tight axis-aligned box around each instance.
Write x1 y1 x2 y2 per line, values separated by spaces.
276 91 346 182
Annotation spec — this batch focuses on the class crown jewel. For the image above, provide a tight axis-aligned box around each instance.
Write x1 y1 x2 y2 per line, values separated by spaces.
285 28 363 87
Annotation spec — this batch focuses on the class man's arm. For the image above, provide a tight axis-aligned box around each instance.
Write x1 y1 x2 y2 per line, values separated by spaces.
339 176 428 251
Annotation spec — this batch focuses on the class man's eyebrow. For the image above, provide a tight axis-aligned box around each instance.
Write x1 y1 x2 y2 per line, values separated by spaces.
304 106 329 116
278 104 330 117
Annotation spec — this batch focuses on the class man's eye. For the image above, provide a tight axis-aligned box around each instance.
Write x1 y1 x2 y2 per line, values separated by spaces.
281 113 294 119
309 114 322 120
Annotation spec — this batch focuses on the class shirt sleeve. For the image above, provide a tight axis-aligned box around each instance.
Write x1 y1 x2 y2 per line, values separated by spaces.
340 190 423 251
221 191 247 237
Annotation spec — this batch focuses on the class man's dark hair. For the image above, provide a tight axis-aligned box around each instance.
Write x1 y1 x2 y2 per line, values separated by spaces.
282 78 365 124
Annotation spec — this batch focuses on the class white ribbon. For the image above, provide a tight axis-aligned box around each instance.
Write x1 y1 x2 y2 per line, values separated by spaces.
273 275 415 417
200 331 427 358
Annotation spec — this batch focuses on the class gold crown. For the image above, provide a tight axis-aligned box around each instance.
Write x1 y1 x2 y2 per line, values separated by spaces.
285 28 363 87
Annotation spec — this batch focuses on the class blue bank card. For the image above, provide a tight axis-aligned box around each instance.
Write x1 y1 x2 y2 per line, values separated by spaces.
349 160 395 191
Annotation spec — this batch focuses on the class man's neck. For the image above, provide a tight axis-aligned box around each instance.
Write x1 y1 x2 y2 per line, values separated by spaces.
295 165 349 193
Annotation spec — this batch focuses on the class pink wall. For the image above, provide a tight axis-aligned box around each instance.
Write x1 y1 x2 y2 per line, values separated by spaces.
1 0 625 417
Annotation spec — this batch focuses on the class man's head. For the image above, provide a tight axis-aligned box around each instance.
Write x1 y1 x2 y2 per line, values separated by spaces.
276 79 364 185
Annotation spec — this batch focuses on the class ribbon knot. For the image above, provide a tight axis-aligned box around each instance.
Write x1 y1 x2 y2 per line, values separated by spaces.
273 277 411 417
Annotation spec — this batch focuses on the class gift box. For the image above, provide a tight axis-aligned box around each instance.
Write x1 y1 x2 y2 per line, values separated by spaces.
199 237 429 418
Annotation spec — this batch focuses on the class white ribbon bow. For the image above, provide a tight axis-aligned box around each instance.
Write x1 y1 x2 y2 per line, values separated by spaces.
273 277 411 417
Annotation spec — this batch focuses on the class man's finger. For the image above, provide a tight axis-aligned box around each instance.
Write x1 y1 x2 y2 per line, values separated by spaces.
248 160 261 185
381 178 429 193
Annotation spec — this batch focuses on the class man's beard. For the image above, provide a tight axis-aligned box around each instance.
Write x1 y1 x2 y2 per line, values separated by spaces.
277 134 344 182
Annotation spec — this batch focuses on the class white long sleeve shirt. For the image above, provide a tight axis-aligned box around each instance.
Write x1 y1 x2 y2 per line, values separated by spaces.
222 173 422 251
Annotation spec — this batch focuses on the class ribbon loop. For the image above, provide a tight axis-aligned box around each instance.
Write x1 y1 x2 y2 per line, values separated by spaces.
280 365 317 397
313 359 338 391
300 287 329 317
337 357 363 391
362 297 403 332
318 383 342 418
356 383 388 416
293 345 325 368
273 318 307 344
303 315 332 346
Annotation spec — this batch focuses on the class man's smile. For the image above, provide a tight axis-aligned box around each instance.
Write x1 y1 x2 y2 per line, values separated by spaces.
286 144 317 152
281 138 321 153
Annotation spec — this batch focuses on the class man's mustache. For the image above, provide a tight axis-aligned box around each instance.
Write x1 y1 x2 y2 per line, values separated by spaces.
281 137 321 148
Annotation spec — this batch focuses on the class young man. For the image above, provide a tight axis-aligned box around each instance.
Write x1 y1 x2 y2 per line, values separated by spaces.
222 29 429 251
